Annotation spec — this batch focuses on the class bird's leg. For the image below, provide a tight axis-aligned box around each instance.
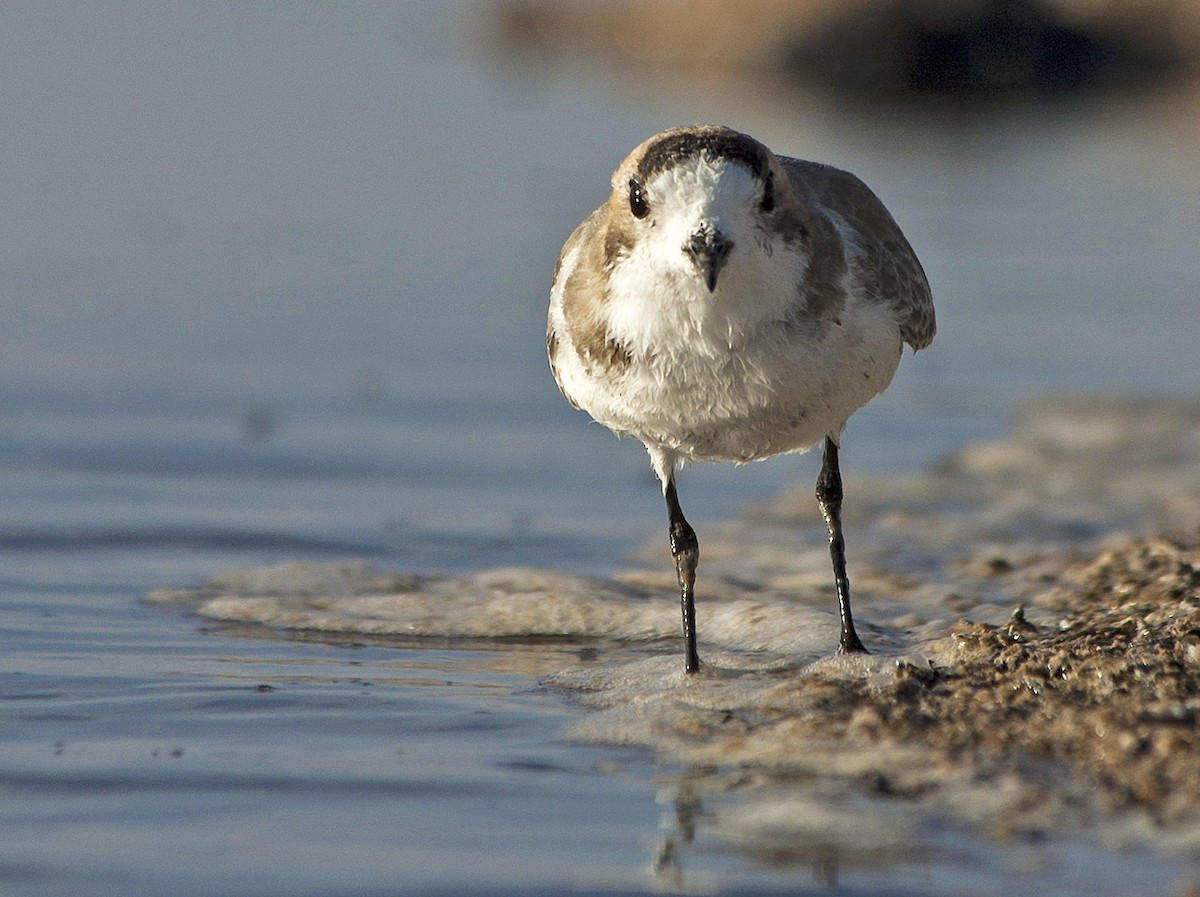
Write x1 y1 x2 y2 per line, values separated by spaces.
816 437 868 654
664 478 701 673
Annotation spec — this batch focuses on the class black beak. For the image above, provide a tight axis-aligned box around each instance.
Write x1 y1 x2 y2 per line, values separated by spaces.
684 226 733 293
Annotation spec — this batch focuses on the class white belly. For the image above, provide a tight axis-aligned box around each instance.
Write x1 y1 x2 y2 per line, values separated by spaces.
556 299 903 465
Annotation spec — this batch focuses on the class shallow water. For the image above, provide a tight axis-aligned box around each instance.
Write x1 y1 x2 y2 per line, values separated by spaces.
3 2 1200 894
2 626 662 894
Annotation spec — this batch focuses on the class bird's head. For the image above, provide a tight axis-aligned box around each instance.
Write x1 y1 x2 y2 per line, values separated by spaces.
605 125 806 296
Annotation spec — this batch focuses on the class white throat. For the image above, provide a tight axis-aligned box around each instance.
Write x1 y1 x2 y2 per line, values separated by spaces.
604 158 807 357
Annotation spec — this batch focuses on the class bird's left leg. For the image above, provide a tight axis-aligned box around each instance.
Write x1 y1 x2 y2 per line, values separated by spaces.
664 477 702 673
816 436 868 654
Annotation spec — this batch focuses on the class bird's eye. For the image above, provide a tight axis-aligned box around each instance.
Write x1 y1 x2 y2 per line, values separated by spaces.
628 178 650 219
760 174 776 213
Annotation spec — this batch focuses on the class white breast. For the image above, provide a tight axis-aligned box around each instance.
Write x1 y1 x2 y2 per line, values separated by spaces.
561 250 902 468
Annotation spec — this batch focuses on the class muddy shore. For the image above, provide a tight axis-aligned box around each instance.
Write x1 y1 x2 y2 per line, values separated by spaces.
151 396 1200 862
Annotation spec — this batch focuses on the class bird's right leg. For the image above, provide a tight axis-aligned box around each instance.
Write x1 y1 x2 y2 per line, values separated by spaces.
664 477 701 673
816 436 868 655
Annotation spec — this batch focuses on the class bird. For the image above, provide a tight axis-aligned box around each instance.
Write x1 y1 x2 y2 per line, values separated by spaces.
547 125 935 673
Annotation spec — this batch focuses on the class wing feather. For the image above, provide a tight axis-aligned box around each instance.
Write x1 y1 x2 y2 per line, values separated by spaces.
781 158 935 350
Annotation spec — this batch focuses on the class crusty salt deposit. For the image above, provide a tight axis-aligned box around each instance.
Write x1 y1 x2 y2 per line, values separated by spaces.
150 563 844 651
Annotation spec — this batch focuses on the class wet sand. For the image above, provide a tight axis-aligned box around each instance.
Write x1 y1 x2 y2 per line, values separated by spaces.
151 396 1200 870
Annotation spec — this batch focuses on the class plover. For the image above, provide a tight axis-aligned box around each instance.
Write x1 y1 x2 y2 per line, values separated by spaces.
547 125 935 672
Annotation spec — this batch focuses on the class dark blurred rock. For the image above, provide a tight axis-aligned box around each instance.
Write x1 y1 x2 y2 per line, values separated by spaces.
783 0 1187 99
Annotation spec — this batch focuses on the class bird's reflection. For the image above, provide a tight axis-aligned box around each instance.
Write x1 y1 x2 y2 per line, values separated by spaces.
651 767 848 889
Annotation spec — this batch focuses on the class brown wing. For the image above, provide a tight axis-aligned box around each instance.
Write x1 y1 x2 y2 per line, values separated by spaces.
781 157 935 351
546 209 597 398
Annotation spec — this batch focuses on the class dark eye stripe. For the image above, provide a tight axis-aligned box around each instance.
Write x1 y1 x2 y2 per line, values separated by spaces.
760 174 776 212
